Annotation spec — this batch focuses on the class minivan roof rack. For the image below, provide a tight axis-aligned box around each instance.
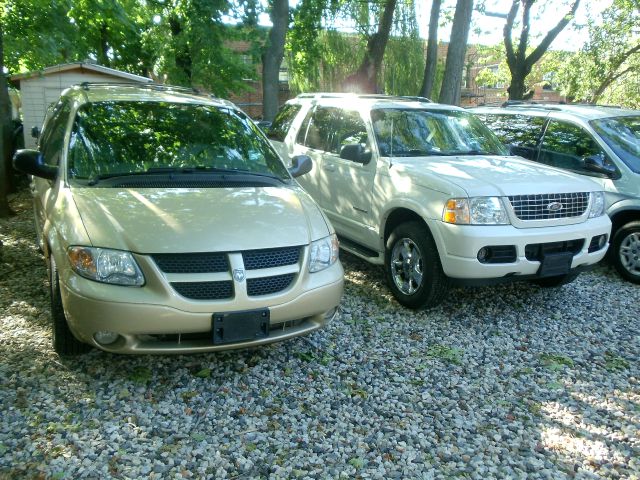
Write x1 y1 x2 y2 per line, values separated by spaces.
77 82 202 95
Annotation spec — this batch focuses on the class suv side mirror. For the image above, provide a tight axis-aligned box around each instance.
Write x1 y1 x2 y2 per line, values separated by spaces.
583 153 618 178
31 126 40 139
340 144 372 164
289 155 312 178
13 149 57 180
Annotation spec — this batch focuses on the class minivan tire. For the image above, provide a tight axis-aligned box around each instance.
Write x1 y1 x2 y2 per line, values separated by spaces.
50 256 91 356
385 222 449 309
612 221 640 284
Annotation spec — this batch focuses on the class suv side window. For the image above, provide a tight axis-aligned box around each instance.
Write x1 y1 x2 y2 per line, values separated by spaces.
267 104 301 142
330 109 369 156
40 101 72 167
303 106 338 151
483 113 545 160
539 120 604 172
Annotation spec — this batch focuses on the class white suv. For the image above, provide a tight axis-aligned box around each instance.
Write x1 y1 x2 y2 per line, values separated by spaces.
269 94 611 308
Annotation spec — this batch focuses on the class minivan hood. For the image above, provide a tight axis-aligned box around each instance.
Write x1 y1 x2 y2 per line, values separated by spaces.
391 155 601 197
71 186 328 253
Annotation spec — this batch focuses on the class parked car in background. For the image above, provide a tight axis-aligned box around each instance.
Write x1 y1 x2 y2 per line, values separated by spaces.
13 83 343 356
267 94 611 309
472 103 640 283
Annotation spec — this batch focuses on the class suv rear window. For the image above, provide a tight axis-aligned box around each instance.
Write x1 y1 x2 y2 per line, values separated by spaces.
591 116 640 173
482 113 545 148
68 101 288 181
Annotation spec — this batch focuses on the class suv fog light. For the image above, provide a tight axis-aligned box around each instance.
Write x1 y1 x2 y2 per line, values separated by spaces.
588 234 608 253
94 331 119 345
477 247 489 262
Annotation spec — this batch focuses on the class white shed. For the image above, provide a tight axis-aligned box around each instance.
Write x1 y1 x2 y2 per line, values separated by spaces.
10 62 152 149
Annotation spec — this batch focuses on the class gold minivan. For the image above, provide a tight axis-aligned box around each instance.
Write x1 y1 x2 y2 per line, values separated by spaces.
14 84 343 356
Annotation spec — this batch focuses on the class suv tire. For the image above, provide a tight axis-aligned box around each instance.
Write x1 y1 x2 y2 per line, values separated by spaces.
50 256 91 356
385 222 448 309
612 221 640 284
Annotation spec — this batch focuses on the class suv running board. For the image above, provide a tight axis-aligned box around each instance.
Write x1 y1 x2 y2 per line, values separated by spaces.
338 235 381 260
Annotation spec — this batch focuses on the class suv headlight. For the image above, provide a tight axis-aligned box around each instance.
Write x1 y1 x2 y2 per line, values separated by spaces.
443 197 509 225
589 191 605 218
309 234 339 273
67 247 145 286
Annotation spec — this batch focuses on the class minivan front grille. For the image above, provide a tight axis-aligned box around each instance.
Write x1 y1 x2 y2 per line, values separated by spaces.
243 246 301 270
508 193 589 221
152 253 228 273
171 281 233 300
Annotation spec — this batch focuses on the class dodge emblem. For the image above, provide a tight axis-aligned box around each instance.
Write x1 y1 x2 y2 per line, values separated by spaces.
547 201 563 212
233 268 245 282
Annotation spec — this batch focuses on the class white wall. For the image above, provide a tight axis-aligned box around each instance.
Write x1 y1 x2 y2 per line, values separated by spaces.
20 71 143 149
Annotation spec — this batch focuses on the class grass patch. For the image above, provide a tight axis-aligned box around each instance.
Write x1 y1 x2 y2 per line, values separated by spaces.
540 353 574 371
128 366 152 384
427 344 463 365
604 352 630 372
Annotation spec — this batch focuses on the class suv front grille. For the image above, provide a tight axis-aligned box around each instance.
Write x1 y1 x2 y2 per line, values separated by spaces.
153 246 302 300
508 193 589 221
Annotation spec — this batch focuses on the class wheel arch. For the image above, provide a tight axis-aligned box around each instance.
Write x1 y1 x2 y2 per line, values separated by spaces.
609 208 640 237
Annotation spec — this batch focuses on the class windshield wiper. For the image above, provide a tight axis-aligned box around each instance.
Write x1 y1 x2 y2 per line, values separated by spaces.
86 166 287 185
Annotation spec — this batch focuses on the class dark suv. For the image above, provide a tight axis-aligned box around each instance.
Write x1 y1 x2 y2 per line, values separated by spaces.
472 103 640 283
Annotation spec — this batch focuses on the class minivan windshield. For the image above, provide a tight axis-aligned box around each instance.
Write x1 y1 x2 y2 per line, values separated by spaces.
68 101 289 182
591 116 640 174
371 108 508 157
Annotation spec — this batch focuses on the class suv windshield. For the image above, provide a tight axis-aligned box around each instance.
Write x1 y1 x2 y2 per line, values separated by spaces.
591 116 640 174
68 101 289 182
371 108 508 157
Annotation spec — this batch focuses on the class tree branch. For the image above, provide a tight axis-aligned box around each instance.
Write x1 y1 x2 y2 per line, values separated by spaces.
503 0 519 70
525 0 580 71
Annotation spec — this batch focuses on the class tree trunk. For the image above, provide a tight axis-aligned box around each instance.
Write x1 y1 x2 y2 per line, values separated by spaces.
343 0 398 94
439 0 473 105
262 0 289 122
169 15 192 84
0 22 13 217
419 0 441 99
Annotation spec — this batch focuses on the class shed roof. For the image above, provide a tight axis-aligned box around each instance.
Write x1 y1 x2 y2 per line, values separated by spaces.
9 62 152 87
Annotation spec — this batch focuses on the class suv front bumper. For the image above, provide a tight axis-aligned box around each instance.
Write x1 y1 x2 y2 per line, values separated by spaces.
433 215 611 280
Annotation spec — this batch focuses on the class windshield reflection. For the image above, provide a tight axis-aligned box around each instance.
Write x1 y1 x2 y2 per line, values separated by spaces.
371 109 508 157
591 116 640 174
67 101 289 182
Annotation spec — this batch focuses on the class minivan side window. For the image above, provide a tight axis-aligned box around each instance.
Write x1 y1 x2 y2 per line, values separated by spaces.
539 120 605 172
482 113 545 160
40 101 72 167
268 104 302 142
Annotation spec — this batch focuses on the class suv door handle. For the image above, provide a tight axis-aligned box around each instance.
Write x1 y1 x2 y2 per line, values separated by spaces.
323 163 336 172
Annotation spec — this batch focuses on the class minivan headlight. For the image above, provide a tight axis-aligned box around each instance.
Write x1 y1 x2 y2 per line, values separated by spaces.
309 234 339 273
67 247 145 286
589 191 606 218
443 197 509 225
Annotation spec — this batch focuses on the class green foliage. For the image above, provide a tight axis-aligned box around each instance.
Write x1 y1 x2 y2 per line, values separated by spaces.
426 344 463 365
556 0 640 106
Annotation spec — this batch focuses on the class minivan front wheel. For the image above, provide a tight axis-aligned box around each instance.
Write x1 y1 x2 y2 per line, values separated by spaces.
385 222 448 309
612 221 640 284
49 256 91 356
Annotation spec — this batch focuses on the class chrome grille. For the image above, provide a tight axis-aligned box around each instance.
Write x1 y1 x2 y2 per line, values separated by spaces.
172 281 233 300
247 274 296 296
508 193 589 221
243 246 301 270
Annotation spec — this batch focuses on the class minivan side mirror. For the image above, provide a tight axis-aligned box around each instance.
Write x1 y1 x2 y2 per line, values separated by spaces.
583 153 619 178
339 144 372 164
289 155 312 178
13 149 58 180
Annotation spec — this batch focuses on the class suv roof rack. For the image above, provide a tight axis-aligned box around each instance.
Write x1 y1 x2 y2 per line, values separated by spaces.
296 92 432 103
500 100 564 111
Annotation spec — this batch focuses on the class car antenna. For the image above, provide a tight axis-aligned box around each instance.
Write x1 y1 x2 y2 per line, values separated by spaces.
389 116 394 168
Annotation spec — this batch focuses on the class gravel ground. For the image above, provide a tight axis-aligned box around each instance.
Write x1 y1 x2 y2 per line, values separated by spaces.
1 188 639 480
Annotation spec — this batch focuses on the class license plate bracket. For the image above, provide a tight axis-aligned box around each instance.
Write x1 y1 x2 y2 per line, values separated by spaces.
212 309 269 345
537 252 573 278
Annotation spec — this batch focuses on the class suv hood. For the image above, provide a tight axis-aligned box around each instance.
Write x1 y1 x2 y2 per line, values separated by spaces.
392 155 600 197
71 186 328 253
